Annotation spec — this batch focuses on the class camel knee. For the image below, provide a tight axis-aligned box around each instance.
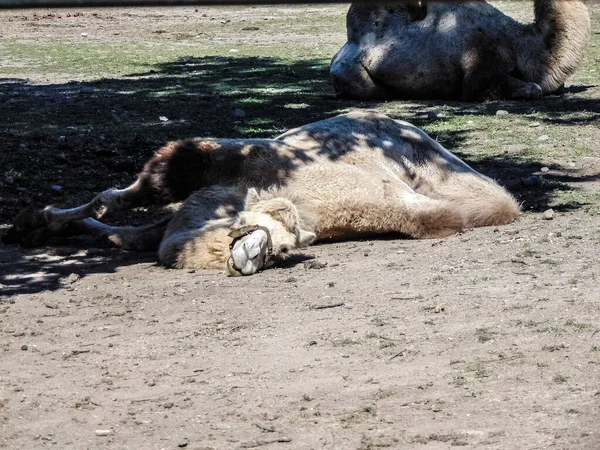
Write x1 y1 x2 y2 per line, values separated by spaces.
158 233 187 268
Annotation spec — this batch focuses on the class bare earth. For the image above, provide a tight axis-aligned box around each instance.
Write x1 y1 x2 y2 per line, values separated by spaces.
1 4 600 450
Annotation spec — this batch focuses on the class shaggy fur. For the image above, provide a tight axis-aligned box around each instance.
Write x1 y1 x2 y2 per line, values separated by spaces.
6 111 520 275
330 0 590 101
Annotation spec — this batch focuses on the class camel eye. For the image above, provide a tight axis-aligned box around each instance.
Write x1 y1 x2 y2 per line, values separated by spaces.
281 246 289 254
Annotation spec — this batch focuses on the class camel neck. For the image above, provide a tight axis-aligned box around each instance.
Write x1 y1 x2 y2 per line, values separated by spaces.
528 0 590 91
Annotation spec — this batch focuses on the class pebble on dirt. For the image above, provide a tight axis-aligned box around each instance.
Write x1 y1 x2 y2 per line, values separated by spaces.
233 108 245 118
21 344 28 351
542 209 555 220
95 430 112 436
50 185 62 192
426 111 439 121
521 175 540 187
65 273 81 284
496 110 509 116
538 135 550 141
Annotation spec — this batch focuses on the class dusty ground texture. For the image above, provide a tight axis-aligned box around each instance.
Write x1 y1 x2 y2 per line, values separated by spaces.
1 2 600 449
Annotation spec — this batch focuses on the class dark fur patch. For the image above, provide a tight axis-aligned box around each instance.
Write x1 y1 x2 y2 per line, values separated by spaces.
137 140 246 203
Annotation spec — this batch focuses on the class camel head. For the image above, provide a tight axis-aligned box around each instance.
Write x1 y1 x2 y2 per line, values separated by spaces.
226 189 316 276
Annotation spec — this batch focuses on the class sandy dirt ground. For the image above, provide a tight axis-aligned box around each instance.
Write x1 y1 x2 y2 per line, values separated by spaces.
1 4 600 450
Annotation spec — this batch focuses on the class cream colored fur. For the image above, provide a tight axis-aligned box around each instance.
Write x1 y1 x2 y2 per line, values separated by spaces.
158 111 520 275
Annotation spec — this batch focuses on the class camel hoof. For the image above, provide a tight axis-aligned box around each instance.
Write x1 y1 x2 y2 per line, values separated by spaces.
511 83 542 100
228 229 270 276
2 208 51 246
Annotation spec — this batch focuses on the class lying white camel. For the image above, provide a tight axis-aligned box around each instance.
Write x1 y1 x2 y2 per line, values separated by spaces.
6 111 520 276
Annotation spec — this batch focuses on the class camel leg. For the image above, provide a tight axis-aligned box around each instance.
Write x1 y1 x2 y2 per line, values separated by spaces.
502 76 542 100
72 216 171 251
158 186 246 269
4 178 153 247
317 192 466 242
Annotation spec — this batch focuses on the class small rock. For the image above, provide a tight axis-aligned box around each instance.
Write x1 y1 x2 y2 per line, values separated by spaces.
327 281 335 288
163 401 174 409
529 121 541 127
540 166 550 173
426 111 439 121
21 344 28 351
303 260 327 270
467 120 474 125
95 430 111 436
159 116 169 122
65 273 81 284
233 108 245 118
542 209 554 220
50 185 62 192
81 32 88 37
538 135 550 141
4 175 14 185
178 442 189 448
521 176 540 187
495 110 509 116
229 48 239 53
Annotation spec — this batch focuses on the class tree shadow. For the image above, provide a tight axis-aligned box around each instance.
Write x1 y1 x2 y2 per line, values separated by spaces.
1 55 598 295
0 236 156 298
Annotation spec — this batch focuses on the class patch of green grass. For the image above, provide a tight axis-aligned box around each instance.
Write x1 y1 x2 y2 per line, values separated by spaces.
551 190 600 210
552 374 569 384
332 338 360 347
475 327 495 343
564 319 593 332
373 389 395 400
472 363 491 379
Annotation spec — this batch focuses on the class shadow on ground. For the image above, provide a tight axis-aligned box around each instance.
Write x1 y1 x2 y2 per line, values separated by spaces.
1 55 598 295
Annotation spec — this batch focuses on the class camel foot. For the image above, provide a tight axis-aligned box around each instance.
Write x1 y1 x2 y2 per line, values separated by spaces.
3 208 53 246
227 229 272 276
3 207 83 247
510 82 542 100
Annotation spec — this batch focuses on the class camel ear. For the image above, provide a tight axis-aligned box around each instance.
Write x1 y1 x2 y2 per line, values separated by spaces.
243 188 261 210
268 204 298 232
297 229 316 248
